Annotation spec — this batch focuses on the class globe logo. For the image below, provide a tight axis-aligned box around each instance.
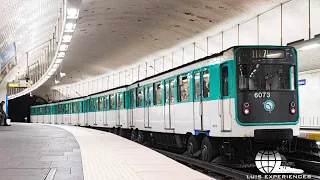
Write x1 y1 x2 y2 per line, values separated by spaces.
264 100 275 112
255 150 282 174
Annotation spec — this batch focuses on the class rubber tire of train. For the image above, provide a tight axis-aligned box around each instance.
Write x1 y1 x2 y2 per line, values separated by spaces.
119 129 126 138
131 129 138 141
187 135 200 157
200 137 218 162
137 131 145 144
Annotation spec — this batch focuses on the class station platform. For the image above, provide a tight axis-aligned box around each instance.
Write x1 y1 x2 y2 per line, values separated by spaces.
0 123 83 180
0 123 212 180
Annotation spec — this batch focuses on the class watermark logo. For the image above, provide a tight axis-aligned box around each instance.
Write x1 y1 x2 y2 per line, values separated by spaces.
246 150 311 180
255 150 303 174
263 100 275 112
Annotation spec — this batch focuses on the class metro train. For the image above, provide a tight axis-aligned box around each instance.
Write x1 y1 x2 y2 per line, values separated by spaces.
30 46 299 162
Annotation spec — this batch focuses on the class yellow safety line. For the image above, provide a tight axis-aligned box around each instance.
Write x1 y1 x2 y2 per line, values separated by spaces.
306 133 320 141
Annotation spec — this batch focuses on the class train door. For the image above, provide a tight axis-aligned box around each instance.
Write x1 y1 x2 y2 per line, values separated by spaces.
164 79 175 130
94 98 97 125
85 99 89 126
129 89 135 127
221 64 231 131
144 86 152 128
117 93 124 126
69 103 72 124
103 96 108 125
193 70 203 130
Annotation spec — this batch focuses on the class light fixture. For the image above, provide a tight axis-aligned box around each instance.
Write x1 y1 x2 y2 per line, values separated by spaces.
55 79 60 84
60 72 66 77
57 52 65 58
67 8 79 19
65 23 76 32
48 71 54 76
316 141 320 145
55 58 63 63
298 44 320 51
46 75 51 79
59 44 68 51
53 64 60 68
62 35 72 43
50 67 57 72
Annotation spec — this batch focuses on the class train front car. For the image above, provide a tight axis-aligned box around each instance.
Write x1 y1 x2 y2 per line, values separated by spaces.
235 46 299 152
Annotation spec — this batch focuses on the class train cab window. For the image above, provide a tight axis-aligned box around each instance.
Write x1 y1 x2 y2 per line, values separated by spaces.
109 94 115 109
179 75 190 102
238 64 296 91
290 66 295 90
137 87 143 107
203 69 210 98
194 72 200 100
155 83 163 105
222 66 229 96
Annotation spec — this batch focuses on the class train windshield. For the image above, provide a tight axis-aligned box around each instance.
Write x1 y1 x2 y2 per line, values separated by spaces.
238 64 296 91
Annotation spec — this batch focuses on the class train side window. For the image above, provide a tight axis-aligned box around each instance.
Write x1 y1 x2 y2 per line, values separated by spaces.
123 92 126 108
155 82 163 105
104 96 108 110
109 94 115 109
99 97 103 110
194 72 200 100
118 93 123 108
203 69 210 98
65 104 68 113
130 90 135 108
178 75 190 102
222 66 229 96
137 87 143 107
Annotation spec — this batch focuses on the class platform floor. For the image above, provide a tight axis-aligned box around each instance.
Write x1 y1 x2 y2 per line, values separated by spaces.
1 123 212 180
0 123 83 180
54 124 212 180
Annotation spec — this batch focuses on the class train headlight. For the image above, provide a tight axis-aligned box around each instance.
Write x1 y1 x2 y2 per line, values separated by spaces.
290 102 296 114
244 109 250 115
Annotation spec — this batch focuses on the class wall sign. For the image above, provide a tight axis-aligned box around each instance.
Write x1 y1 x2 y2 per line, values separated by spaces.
298 79 306 86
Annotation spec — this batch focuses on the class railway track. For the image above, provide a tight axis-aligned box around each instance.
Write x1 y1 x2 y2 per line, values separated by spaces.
152 148 253 180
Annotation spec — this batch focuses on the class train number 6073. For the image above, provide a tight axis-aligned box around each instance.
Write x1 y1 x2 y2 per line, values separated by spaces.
254 92 270 98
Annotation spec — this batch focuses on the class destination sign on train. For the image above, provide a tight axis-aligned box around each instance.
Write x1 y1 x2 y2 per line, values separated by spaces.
251 49 286 59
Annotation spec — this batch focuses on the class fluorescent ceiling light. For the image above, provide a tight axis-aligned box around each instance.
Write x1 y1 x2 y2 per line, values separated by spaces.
298 44 320 51
57 52 65 58
59 44 68 51
50 67 57 72
48 71 54 76
53 64 60 68
67 8 79 19
55 58 63 63
62 35 72 43
46 75 51 78
65 23 76 32
55 80 60 84
60 72 66 77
